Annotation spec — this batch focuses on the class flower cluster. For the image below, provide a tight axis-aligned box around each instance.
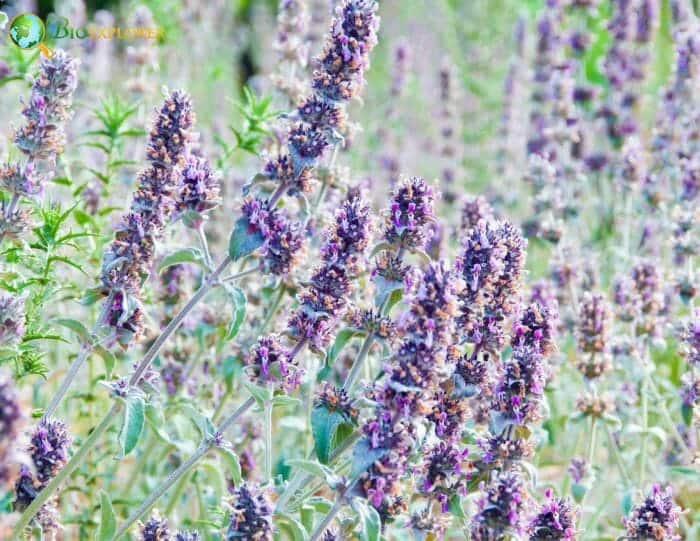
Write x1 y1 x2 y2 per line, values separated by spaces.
139 510 200 541
527 488 579 540
13 50 80 163
576 292 612 378
0 292 26 346
225 483 273 541
174 154 222 228
0 371 22 488
381 176 437 251
457 218 527 353
470 468 530 540
357 261 462 518
99 90 194 345
623 484 682 541
286 189 372 351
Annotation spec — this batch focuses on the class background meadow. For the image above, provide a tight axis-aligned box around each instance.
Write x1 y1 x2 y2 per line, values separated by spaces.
1 0 699 539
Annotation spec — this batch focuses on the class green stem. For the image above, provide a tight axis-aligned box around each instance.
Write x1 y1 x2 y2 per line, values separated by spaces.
42 291 114 420
114 397 255 539
648 377 693 460
587 417 598 465
165 469 194 515
264 386 274 481
342 333 375 391
640 374 649 485
129 255 230 385
258 284 286 335
12 403 121 537
605 425 632 487
115 444 209 539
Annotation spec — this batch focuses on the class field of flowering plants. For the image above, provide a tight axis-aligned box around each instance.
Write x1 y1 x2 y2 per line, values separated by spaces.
1 0 700 539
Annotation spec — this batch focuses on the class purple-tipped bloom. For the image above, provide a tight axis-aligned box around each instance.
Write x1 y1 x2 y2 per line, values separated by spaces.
0 293 26 346
100 91 194 344
528 488 579 540
29 418 71 486
175 154 221 228
428 389 470 440
471 468 530 539
460 194 495 232
418 440 469 512
382 176 437 251
312 0 380 103
680 372 699 408
568 457 588 484
139 510 169 541
0 162 42 198
0 371 22 488
680 312 700 367
226 483 273 541
14 50 80 162
287 189 371 350
492 345 549 427
245 334 302 393
576 292 611 355
512 301 557 355
623 485 682 541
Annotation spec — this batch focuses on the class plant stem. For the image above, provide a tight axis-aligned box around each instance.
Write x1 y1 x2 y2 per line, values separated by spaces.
342 333 375 391
264 385 274 481
308 479 356 541
197 224 214 270
259 284 286 335
309 497 343 541
12 403 121 537
42 292 114 420
640 373 649 485
114 396 254 539
647 377 693 460
221 265 260 282
115 444 209 539
129 255 230 385
587 417 598 465
605 425 632 487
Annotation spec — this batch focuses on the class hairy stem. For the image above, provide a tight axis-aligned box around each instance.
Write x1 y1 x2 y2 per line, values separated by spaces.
42 292 114 420
342 333 375 391
114 396 255 539
129 255 230 385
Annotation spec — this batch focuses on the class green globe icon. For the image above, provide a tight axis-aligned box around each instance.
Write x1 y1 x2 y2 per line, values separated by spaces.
8 13 46 50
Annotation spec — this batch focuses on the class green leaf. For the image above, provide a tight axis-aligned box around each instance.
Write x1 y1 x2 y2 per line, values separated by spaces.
311 404 355 464
225 286 247 340
352 497 381 541
272 395 301 409
325 328 363 367
216 446 242 484
228 216 265 261
285 459 337 484
276 513 309 541
94 345 116 377
448 493 465 518
200 462 226 501
157 248 206 273
95 491 116 541
144 404 176 446
53 318 90 341
243 381 273 406
118 394 145 457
